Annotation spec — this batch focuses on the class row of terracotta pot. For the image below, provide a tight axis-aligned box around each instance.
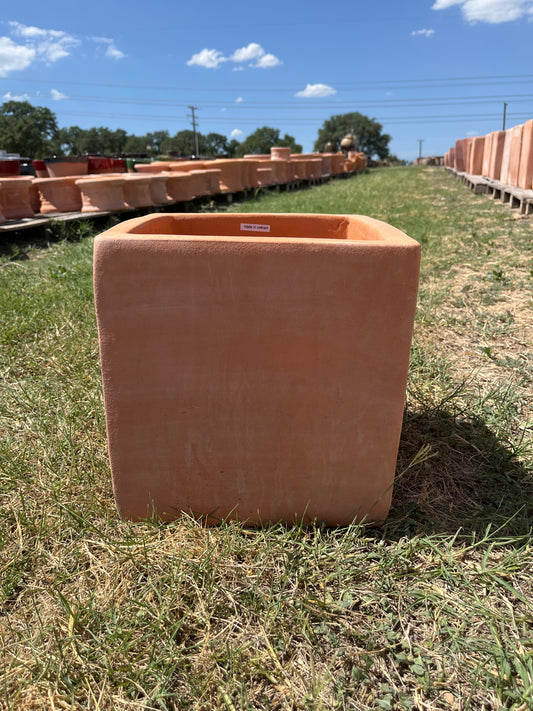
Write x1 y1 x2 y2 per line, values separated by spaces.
444 119 533 190
0 150 368 222
0 171 220 222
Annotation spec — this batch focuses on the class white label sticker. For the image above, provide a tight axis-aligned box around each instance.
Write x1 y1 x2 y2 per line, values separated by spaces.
240 222 271 233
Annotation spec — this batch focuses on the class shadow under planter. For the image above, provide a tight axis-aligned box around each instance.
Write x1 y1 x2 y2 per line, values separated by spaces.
94 213 421 526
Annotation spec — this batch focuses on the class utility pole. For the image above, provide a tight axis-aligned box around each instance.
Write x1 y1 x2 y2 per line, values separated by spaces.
187 105 200 158
417 139 424 159
502 102 507 131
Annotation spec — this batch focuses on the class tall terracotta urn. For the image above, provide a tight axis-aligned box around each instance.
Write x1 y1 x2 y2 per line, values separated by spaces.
94 213 421 526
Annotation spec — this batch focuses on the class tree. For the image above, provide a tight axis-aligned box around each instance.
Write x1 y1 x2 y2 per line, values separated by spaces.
236 126 302 157
0 101 59 158
313 112 391 160
204 132 230 156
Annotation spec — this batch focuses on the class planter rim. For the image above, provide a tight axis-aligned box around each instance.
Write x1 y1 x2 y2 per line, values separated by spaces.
96 212 420 249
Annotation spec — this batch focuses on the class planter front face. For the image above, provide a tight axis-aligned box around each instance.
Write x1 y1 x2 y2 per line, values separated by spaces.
94 213 420 526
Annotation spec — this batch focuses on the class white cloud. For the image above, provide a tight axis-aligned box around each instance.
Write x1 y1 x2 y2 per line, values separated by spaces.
230 42 264 62
411 28 435 36
0 37 35 76
187 42 281 69
3 90 31 101
9 21 79 64
235 96 243 103
433 0 533 23
254 53 281 68
186 47 226 68
90 36 126 59
230 129 243 139
51 89 67 100
295 83 336 98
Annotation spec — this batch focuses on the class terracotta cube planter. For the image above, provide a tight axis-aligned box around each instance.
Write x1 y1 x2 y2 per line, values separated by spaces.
75 177 127 212
34 177 82 214
0 177 35 218
94 212 420 526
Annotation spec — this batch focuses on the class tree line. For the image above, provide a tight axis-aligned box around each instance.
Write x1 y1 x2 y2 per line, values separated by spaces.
0 100 391 160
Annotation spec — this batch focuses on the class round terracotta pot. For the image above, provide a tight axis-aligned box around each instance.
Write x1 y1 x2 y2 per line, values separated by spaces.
44 157 89 178
75 177 127 212
33 177 82 214
123 175 154 208
0 177 35 218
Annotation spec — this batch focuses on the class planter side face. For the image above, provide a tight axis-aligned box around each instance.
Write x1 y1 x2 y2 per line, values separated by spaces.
94 214 420 526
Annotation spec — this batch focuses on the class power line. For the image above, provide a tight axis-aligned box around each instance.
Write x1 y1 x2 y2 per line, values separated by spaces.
6 73 533 93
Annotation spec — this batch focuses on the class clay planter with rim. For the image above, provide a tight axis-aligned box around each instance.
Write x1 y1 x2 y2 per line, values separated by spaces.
94 212 420 526
165 172 196 202
188 170 211 197
34 177 82 214
148 175 172 205
257 166 274 186
0 177 35 218
330 154 346 175
209 160 246 192
203 169 221 194
123 175 154 208
75 177 128 213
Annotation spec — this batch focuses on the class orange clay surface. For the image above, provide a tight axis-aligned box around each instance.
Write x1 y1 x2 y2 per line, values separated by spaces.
94 213 420 526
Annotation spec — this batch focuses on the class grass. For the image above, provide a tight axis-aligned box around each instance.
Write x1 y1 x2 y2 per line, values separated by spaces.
0 167 532 710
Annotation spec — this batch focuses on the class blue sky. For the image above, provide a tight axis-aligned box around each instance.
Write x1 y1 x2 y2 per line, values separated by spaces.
1 0 532 160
